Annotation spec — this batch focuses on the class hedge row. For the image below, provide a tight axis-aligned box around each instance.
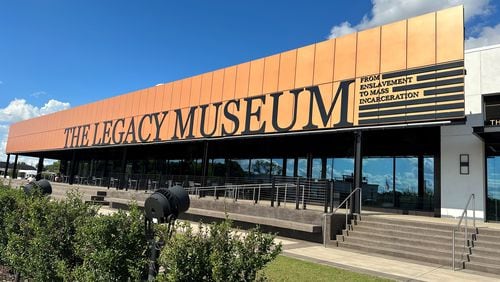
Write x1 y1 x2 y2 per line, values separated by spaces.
0 185 281 281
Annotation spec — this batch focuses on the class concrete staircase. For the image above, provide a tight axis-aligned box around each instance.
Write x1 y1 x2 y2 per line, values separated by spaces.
335 215 500 275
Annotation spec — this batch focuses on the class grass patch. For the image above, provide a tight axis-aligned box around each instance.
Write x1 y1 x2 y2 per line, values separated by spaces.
261 255 392 282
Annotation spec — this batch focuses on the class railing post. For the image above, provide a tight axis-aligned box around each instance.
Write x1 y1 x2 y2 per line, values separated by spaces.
452 229 455 271
301 184 306 210
271 177 275 207
345 200 349 229
472 194 476 229
284 184 288 207
214 186 218 200
277 184 281 207
295 178 300 210
324 181 329 213
252 186 256 204
257 185 261 204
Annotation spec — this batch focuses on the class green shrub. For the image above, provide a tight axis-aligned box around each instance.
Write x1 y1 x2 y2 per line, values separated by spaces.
71 204 148 281
0 187 23 265
3 189 98 281
157 219 282 282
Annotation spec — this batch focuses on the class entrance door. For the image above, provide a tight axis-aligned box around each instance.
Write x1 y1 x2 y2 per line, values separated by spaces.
487 156 500 221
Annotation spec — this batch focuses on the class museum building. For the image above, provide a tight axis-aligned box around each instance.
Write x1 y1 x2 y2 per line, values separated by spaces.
3 6 500 221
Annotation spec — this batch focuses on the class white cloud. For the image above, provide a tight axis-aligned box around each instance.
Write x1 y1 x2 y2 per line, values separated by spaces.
465 23 500 49
0 98 70 166
327 0 496 49
30 91 47 98
0 98 70 123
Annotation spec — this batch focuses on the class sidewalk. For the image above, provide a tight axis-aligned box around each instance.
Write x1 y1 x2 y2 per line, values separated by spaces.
277 237 500 282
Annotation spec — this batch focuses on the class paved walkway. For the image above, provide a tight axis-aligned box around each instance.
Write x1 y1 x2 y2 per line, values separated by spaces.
278 238 500 281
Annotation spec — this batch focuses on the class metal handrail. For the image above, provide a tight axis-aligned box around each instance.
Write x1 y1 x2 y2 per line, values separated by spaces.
323 187 362 246
452 193 475 271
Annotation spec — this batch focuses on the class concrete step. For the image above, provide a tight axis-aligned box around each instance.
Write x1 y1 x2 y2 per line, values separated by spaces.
472 240 500 249
338 230 465 251
465 261 500 275
353 220 460 237
91 195 105 201
339 236 453 258
85 200 110 206
470 247 500 259
348 225 473 243
345 228 471 245
473 233 500 244
468 254 500 266
358 215 500 237
337 240 453 266
358 215 457 230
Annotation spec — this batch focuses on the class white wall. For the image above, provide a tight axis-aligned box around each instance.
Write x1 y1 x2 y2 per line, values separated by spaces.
440 44 500 219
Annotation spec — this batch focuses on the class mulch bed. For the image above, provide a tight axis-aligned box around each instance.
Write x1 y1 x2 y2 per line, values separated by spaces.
0 265 15 282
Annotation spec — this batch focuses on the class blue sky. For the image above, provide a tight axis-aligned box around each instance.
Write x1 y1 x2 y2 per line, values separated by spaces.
1 0 500 164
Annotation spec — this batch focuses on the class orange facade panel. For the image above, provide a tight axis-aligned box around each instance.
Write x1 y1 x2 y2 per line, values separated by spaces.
295 44 315 88
313 39 335 85
334 33 357 81
407 12 436 68
235 62 250 99
278 49 297 91
436 6 464 63
179 78 192 109
356 27 381 77
248 58 264 96
222 66 237 101
262 54 280 94
380 20 407 73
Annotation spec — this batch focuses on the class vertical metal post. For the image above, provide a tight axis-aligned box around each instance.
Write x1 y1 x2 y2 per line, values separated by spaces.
12 154 19 180
120 147 128 190
473 194 476 228
3 154 10 179
277 184 280 207
295 178 300 210
36 157 44 181
452 229 455 270
201 141 209 187
270 177 275 207
69 151 76 185
353 131 362 214
324 181 329 213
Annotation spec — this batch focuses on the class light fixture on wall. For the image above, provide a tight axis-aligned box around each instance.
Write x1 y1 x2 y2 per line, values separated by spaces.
460 154 469 175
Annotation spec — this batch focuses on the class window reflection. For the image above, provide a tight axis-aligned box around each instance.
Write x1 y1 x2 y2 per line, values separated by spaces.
487 156 500 221
363 157 394 208
297 158 307 177
286 159 295 177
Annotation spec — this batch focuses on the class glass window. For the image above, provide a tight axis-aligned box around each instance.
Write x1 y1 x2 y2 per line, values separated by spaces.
312 158 322 179
250 159 272 176
271 158 283 176
286 159 295 177
395 157 418 209
487 156 500 221
210 159 226 177
230 159 250 177
362 157 394 208
333 158 354 180
297 158 307 177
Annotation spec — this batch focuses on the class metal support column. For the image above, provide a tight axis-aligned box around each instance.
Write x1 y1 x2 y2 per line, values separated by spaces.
3 154 10 178
69 151 76 185
417 155 425 210
12 154 18 180
352 131 362 214
36 157 44 181
119 147 128 190
201 141 209 187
